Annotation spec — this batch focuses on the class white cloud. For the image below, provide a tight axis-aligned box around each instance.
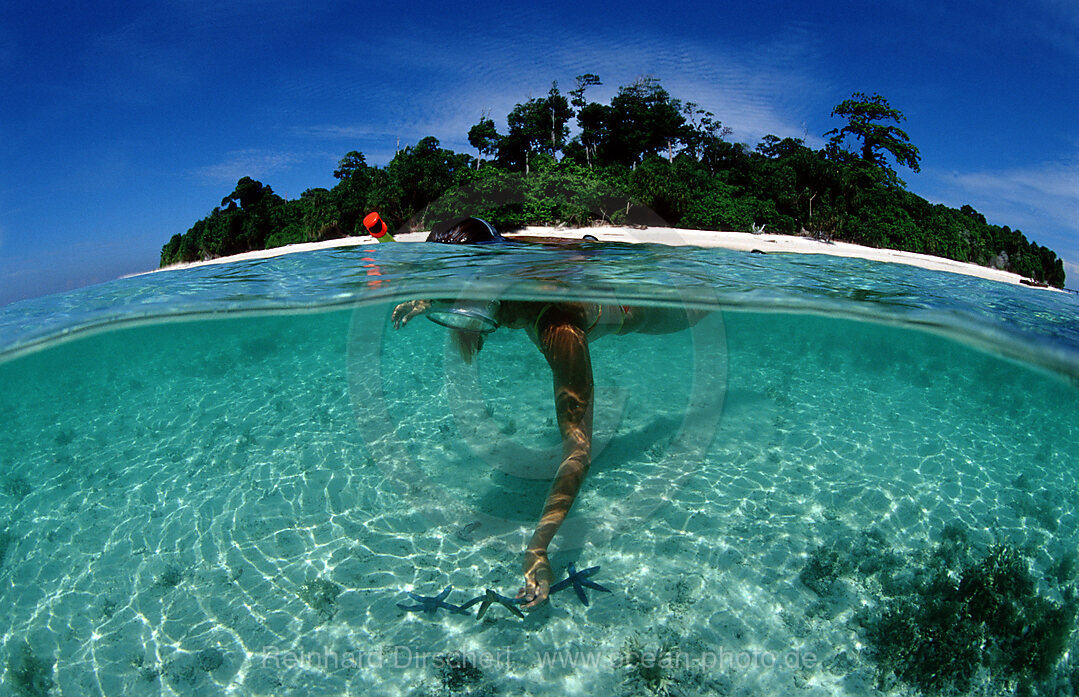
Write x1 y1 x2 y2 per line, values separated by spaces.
1064 260 1079 286
946 160 1079 234
955 165 1079 213
922 157 1079 285
301 124 396 141
923 158 1079 252
195 150 304 183
297 26 828 162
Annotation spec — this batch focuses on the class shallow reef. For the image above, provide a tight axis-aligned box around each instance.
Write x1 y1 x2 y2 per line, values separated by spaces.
437 652 484 693
154 562 184 589
801 523 1078 695
6 641 54 697
618 634 682 697
0 525 13 568
299 577 343 622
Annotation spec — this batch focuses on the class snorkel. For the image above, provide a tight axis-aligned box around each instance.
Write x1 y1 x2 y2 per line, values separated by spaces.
363 211 395 242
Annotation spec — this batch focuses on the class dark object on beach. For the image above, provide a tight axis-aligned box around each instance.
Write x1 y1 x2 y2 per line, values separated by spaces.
582 234 599 241
1020 278 1050 288
396 585 469 615
549 562 612 606
750 249 766 254
459 588 525 619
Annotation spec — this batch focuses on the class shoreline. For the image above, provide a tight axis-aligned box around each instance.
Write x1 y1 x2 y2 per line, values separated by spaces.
145 225 1042 288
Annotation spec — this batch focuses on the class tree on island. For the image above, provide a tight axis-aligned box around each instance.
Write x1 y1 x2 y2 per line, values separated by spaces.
467 116 500 167
567 73 604 169
603 77 687 166
491 83 573 173
826 92 921 175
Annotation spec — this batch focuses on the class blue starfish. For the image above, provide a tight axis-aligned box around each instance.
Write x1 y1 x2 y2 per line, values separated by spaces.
459 589 525 620
549 562 612 606
396 585 468 615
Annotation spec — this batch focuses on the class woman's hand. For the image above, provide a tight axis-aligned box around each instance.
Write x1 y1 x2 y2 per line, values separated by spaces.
517 547 554 609
391 300 431 329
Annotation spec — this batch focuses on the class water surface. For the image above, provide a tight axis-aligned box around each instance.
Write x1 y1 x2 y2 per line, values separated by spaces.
1 242 1077 696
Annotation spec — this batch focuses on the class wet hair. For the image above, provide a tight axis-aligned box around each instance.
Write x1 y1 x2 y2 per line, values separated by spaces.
450 328 484 364
426 217 504 244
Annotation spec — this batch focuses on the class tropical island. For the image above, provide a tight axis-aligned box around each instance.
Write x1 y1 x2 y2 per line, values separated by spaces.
159 77 1066 289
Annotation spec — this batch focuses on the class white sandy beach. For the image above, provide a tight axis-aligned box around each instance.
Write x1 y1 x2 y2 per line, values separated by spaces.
149 225 1041 288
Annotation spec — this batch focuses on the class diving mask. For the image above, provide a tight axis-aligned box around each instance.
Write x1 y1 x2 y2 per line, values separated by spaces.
425 299 501 334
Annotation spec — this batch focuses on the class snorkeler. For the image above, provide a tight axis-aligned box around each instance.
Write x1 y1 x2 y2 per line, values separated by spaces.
391 217 704 609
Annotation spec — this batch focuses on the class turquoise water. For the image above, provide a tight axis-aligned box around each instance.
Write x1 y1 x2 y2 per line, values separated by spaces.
1 242 1078 696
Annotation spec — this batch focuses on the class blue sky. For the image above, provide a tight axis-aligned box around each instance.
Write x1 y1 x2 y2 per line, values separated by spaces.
2 0 1078 305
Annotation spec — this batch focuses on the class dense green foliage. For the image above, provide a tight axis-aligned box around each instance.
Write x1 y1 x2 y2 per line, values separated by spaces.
160 78 1066 288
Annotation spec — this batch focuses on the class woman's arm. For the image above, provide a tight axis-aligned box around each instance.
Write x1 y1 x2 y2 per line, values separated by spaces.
518 306 594 608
